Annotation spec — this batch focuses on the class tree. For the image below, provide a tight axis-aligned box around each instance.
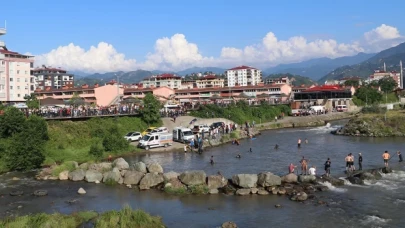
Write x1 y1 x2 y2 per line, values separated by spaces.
69 92 83 107
0 107 26 138
378 77 397 93
141 93 162 125
24 94 40 109
89 141 104 158
344 80 360 87
354 86 382 104
5 131 45 171
102 126 129 152
26 115 49 141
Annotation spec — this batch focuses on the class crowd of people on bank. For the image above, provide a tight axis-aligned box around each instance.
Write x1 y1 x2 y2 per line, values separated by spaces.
20 104 140 118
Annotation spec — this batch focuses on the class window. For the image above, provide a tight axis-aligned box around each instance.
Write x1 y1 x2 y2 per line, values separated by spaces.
9 78 13 82
17 94 20 98
10 86 13 90
17 70 20 74
25 86 28 90
25 78 27 82
17 86 20 90
17 78 20 82
25 71 28 75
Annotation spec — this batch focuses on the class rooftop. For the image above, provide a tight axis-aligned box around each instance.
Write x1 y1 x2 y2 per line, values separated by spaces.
227 65 258 71
176 84 286 93
0 48 34 58
303 85 348 92
33 67 67 72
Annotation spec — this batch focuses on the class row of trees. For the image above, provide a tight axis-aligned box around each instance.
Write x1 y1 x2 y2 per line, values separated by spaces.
349 77 398 105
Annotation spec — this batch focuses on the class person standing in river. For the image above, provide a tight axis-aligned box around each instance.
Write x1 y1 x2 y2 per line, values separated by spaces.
397 151 403 162
324 158 331 177
298 138 302 148
300 156 308 175
382 151 390 167
358 153 363 170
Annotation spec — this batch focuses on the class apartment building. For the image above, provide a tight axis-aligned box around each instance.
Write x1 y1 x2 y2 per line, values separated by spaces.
195 75 225 88
141 74 182 89
365 70 401 88
0 29 35 102
32 66 75 90
225 65 263 87
265 76 290 85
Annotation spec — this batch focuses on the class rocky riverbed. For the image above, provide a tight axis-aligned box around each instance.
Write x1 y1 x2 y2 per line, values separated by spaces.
31 157 393 205
331 111 405 137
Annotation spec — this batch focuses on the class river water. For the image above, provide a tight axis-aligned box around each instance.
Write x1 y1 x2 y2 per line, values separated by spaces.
1 120 405 228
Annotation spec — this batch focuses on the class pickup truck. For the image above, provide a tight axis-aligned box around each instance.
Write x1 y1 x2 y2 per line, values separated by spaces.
193 124 210 133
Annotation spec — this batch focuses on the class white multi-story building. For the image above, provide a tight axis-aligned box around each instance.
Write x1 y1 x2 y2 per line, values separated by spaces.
141 74 182 89
0 27 35 102
32 66 75 90
225 65 263 87
365 70 401 88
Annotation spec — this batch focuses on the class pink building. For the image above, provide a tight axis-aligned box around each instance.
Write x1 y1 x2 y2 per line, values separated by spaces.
34 84 124 106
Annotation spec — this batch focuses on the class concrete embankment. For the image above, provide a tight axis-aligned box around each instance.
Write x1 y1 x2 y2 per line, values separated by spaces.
141 112 356 153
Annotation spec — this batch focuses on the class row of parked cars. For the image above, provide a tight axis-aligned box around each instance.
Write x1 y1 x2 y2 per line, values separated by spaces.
124 121 225 150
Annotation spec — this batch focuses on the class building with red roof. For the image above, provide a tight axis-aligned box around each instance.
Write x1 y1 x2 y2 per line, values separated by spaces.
32 65 75 90
225 65 263 87
0 28 36 102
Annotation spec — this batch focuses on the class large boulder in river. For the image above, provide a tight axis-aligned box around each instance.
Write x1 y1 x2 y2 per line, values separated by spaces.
257 172 281 187
147 162 164 173
113 158 129 170
222 221 238 228
68 169 85 181
317 176 344 186
236 188 251 196
298 175 316 183
163 171 180 182
85 170 103 183
132 162 147 173
347 176 364 185
381 167 393 174
123 171 144 185
89 162 112 172
59 170 69 180
103 168 122 184
290 192 308 201
179 170 207 186
281 173 298 183
232 174 258 188
139 173 164 190
207 175 228 189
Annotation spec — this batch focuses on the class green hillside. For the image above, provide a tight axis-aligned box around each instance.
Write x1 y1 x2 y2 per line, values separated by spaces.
319 42 405 83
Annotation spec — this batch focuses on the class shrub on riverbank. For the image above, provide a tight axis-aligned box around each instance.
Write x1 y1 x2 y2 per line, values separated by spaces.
0 206 165 228
190 101 290 124
44 117 161 165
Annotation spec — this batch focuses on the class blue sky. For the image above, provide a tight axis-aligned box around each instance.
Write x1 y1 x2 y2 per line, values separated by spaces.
1 0 404 72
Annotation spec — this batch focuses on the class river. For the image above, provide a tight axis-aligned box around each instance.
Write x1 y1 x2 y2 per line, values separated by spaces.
1 120 405 228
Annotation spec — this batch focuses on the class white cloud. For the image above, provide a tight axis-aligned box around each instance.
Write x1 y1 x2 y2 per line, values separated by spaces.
35 24 405 73
35 42 137 72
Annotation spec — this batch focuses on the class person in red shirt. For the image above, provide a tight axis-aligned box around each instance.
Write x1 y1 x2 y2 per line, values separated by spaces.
289 163 296 174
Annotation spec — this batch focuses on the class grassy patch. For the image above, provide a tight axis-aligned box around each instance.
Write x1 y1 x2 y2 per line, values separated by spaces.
104 178 117 186
230 131 240 139
164 186 187 195
51 161 77 176
0 206 165 228
95 205 165 228
189 184 209 195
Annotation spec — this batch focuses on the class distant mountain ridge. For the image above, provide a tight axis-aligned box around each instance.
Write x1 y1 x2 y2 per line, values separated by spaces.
263 52 376 80
318 42 405 83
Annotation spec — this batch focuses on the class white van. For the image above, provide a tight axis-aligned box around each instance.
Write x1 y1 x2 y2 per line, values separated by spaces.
173 127 194 143
310 106 325 113
138 133 173 150
336 105 348 112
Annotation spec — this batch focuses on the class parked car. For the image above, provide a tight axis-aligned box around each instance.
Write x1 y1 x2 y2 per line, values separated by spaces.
124 132 142 142
193 124 210 133
210 122 224 129
142 127 156 136
151 127 169 134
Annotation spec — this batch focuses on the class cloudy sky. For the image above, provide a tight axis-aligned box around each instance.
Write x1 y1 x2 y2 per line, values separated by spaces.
1 0 405 73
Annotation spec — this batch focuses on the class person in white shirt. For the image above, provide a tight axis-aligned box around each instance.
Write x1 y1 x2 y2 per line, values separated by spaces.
308 166 316 176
